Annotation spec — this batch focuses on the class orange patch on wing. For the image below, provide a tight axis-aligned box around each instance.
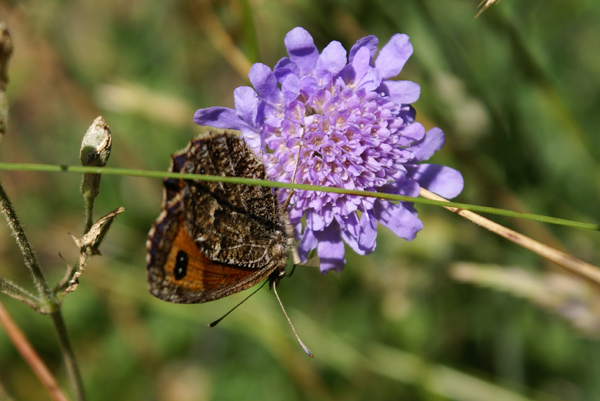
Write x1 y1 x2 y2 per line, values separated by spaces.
163 217 257 292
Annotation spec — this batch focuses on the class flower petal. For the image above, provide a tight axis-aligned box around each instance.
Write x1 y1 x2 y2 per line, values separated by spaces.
233 86 258 126
193 107 249 131
373 200 423 240
337 213 361 253
307 209 325 231
398 122 425 146
315 41 347 80
381 176 421 197
300 76 319 96
317 221 346 273
298 227 318 263
284 27 319 76
350 47 382 91
374 34 413 79
193 106 263 154
351 46 371 84
400 105 416 125
282 74 301 103
410 127 446 162
248 63 280 103
240 128 263 156
357 211 378 253
289 204 304 223
349 35 379 64
273 57 300 83
406 164 464 199
380 80 421 104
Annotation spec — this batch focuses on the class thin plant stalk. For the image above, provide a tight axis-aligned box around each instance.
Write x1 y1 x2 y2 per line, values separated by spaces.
0 277 43 312
0 180 87 401
0 162 596 231
83 197 94 234
0 299 71 401
50 311 86 401
0 181 56 307
420 188 600 287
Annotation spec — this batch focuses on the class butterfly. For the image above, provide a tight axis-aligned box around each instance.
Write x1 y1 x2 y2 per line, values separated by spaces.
146 128 297 304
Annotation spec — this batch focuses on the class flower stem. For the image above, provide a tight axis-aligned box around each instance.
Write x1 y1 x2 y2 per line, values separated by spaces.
50 311 86 401
420 188 600 286
83 195 94 234
0 299 70 401
0 180 57 307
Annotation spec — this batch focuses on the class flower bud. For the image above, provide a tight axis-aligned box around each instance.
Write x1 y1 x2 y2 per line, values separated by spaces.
80 116 112 199
80 116 112 167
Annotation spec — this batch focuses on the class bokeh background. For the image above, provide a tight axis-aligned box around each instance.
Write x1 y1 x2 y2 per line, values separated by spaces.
1 0 600 400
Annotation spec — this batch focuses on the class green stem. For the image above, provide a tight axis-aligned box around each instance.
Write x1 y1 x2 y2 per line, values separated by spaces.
0 180 56 306
0 179 87 400
83 195 94 234
0 277 46 313
0 162 597 231
50 311 86 401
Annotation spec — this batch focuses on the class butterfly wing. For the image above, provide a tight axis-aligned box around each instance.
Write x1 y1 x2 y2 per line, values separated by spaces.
146 195 279 303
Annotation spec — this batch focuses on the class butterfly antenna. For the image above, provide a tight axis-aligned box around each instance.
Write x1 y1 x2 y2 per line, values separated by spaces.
272 281 313 358
208 280 269 327
286 264 297 278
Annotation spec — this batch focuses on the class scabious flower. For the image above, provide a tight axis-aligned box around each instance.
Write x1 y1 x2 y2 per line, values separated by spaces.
194 27 464 273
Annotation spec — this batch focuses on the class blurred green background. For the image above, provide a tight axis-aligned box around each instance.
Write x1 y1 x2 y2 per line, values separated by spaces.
1 0 600 400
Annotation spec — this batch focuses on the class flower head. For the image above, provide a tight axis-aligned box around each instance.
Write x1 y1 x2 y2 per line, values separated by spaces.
194 27 464 273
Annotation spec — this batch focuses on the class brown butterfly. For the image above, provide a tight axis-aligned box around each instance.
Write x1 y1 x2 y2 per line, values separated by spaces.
146 128 312 356
146 128 296 304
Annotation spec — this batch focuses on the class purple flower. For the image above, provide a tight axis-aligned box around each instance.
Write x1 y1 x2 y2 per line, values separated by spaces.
194 27 464 273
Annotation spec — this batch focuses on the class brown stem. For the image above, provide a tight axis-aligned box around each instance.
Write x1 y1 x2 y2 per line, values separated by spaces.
420 188 600 286
0 299 70 401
